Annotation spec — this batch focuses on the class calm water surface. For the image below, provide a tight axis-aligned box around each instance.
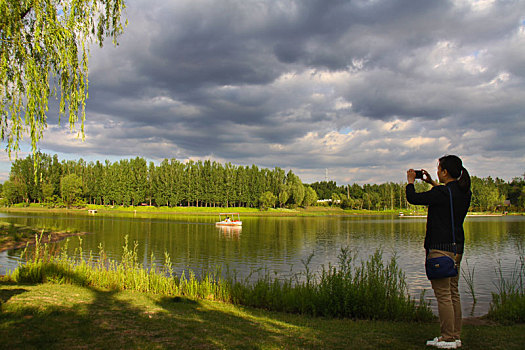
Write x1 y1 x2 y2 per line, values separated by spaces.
0 211 523 317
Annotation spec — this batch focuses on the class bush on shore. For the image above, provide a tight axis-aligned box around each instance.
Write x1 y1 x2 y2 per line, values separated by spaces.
487 253 525 323
227 248 433 321
8 233 434 322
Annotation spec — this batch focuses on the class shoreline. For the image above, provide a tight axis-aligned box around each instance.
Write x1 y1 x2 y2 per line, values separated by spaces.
0 226 88 253
0 206 519 253
0 206 419 217
1 206 519 217
0 211 521 334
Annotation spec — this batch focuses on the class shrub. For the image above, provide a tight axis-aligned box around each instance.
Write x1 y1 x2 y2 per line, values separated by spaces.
488 253 525 323
9 234 434 322
227 248 434 321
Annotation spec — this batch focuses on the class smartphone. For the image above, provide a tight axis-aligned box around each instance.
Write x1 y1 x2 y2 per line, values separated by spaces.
415 170 423 179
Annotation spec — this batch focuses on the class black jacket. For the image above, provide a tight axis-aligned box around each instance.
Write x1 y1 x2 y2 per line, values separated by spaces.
406 181 471 254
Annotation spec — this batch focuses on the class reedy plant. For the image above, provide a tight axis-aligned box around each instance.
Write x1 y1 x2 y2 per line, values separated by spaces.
461 259 478 316
488 249 525 323
227 247 434 321
9 233 433 322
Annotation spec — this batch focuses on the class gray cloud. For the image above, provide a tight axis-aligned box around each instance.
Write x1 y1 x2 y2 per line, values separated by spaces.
12 0 522 185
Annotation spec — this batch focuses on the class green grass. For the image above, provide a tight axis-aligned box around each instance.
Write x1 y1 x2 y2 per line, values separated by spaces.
0 222 34 246
488 252 525 323
8 232 525 324
85 205 428 216
227 248 433 321
4 205 521 218
8 234 432 322
86 204 264 214
1 205 427 218
1 233 524 348
0 221 83 252
0 282 524 349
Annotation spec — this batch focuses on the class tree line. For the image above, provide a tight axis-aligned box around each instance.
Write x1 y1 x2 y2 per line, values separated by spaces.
1 153 523 212
309 175 525 212
0 153 316 209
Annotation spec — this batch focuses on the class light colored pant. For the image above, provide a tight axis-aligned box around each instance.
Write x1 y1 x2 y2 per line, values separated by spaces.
428 249 462 342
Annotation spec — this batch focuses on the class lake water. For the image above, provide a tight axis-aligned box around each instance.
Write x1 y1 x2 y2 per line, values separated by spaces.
0 211 523 317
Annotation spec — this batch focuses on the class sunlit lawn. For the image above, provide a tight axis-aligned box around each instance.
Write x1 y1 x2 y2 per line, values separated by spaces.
0 282 524 349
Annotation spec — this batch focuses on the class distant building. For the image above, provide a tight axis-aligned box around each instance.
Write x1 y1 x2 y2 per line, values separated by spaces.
317 199 341 204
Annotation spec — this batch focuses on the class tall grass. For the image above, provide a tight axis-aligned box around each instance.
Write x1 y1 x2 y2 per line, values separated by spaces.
227 248 433 321
9 233 434 322
461 259 477 312
488 250 525 323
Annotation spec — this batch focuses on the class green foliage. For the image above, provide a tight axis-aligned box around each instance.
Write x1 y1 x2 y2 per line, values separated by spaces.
284 171 305 208
303 186 318 207
60 173 82 208
1 179 24 204
259 191 277 210
330 192 341 206
310 181 415 211
278 190 289 208
488 251 525 323
5 153 300 209
340 197 353 209
11 234 210 296
41 182 54 201
471 176 505 211
309 181 341 200
309 175 525 212
227 248 434 321
462 259 477 305
4 153 524 213
0 0 126 157
10 233 433 322
43 194 66 208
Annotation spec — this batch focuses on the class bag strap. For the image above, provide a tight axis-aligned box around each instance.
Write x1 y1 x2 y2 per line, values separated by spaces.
447 186 456 256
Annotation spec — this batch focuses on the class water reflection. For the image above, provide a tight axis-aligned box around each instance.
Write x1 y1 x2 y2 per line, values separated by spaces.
0 211 523 317
217 226 242 238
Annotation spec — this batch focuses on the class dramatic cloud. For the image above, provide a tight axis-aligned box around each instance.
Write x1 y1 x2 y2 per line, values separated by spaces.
3 0 524 183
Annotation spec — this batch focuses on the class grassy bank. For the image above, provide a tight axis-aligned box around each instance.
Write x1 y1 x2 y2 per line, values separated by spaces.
0 221 87 253
1 223 523 325
7 234 433 322
1 233 524 348
1 282 524 349
4 204 520 218
487 252 525 323
1 204 428 217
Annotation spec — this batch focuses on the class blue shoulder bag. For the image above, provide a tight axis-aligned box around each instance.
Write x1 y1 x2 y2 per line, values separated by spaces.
425 187 458 280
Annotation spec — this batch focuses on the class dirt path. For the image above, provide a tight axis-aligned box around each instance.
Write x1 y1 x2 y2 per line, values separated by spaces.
462 316 495 326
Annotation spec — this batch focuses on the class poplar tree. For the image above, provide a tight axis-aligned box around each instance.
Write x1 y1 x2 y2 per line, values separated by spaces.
60 173 82 208
0 0 126 156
